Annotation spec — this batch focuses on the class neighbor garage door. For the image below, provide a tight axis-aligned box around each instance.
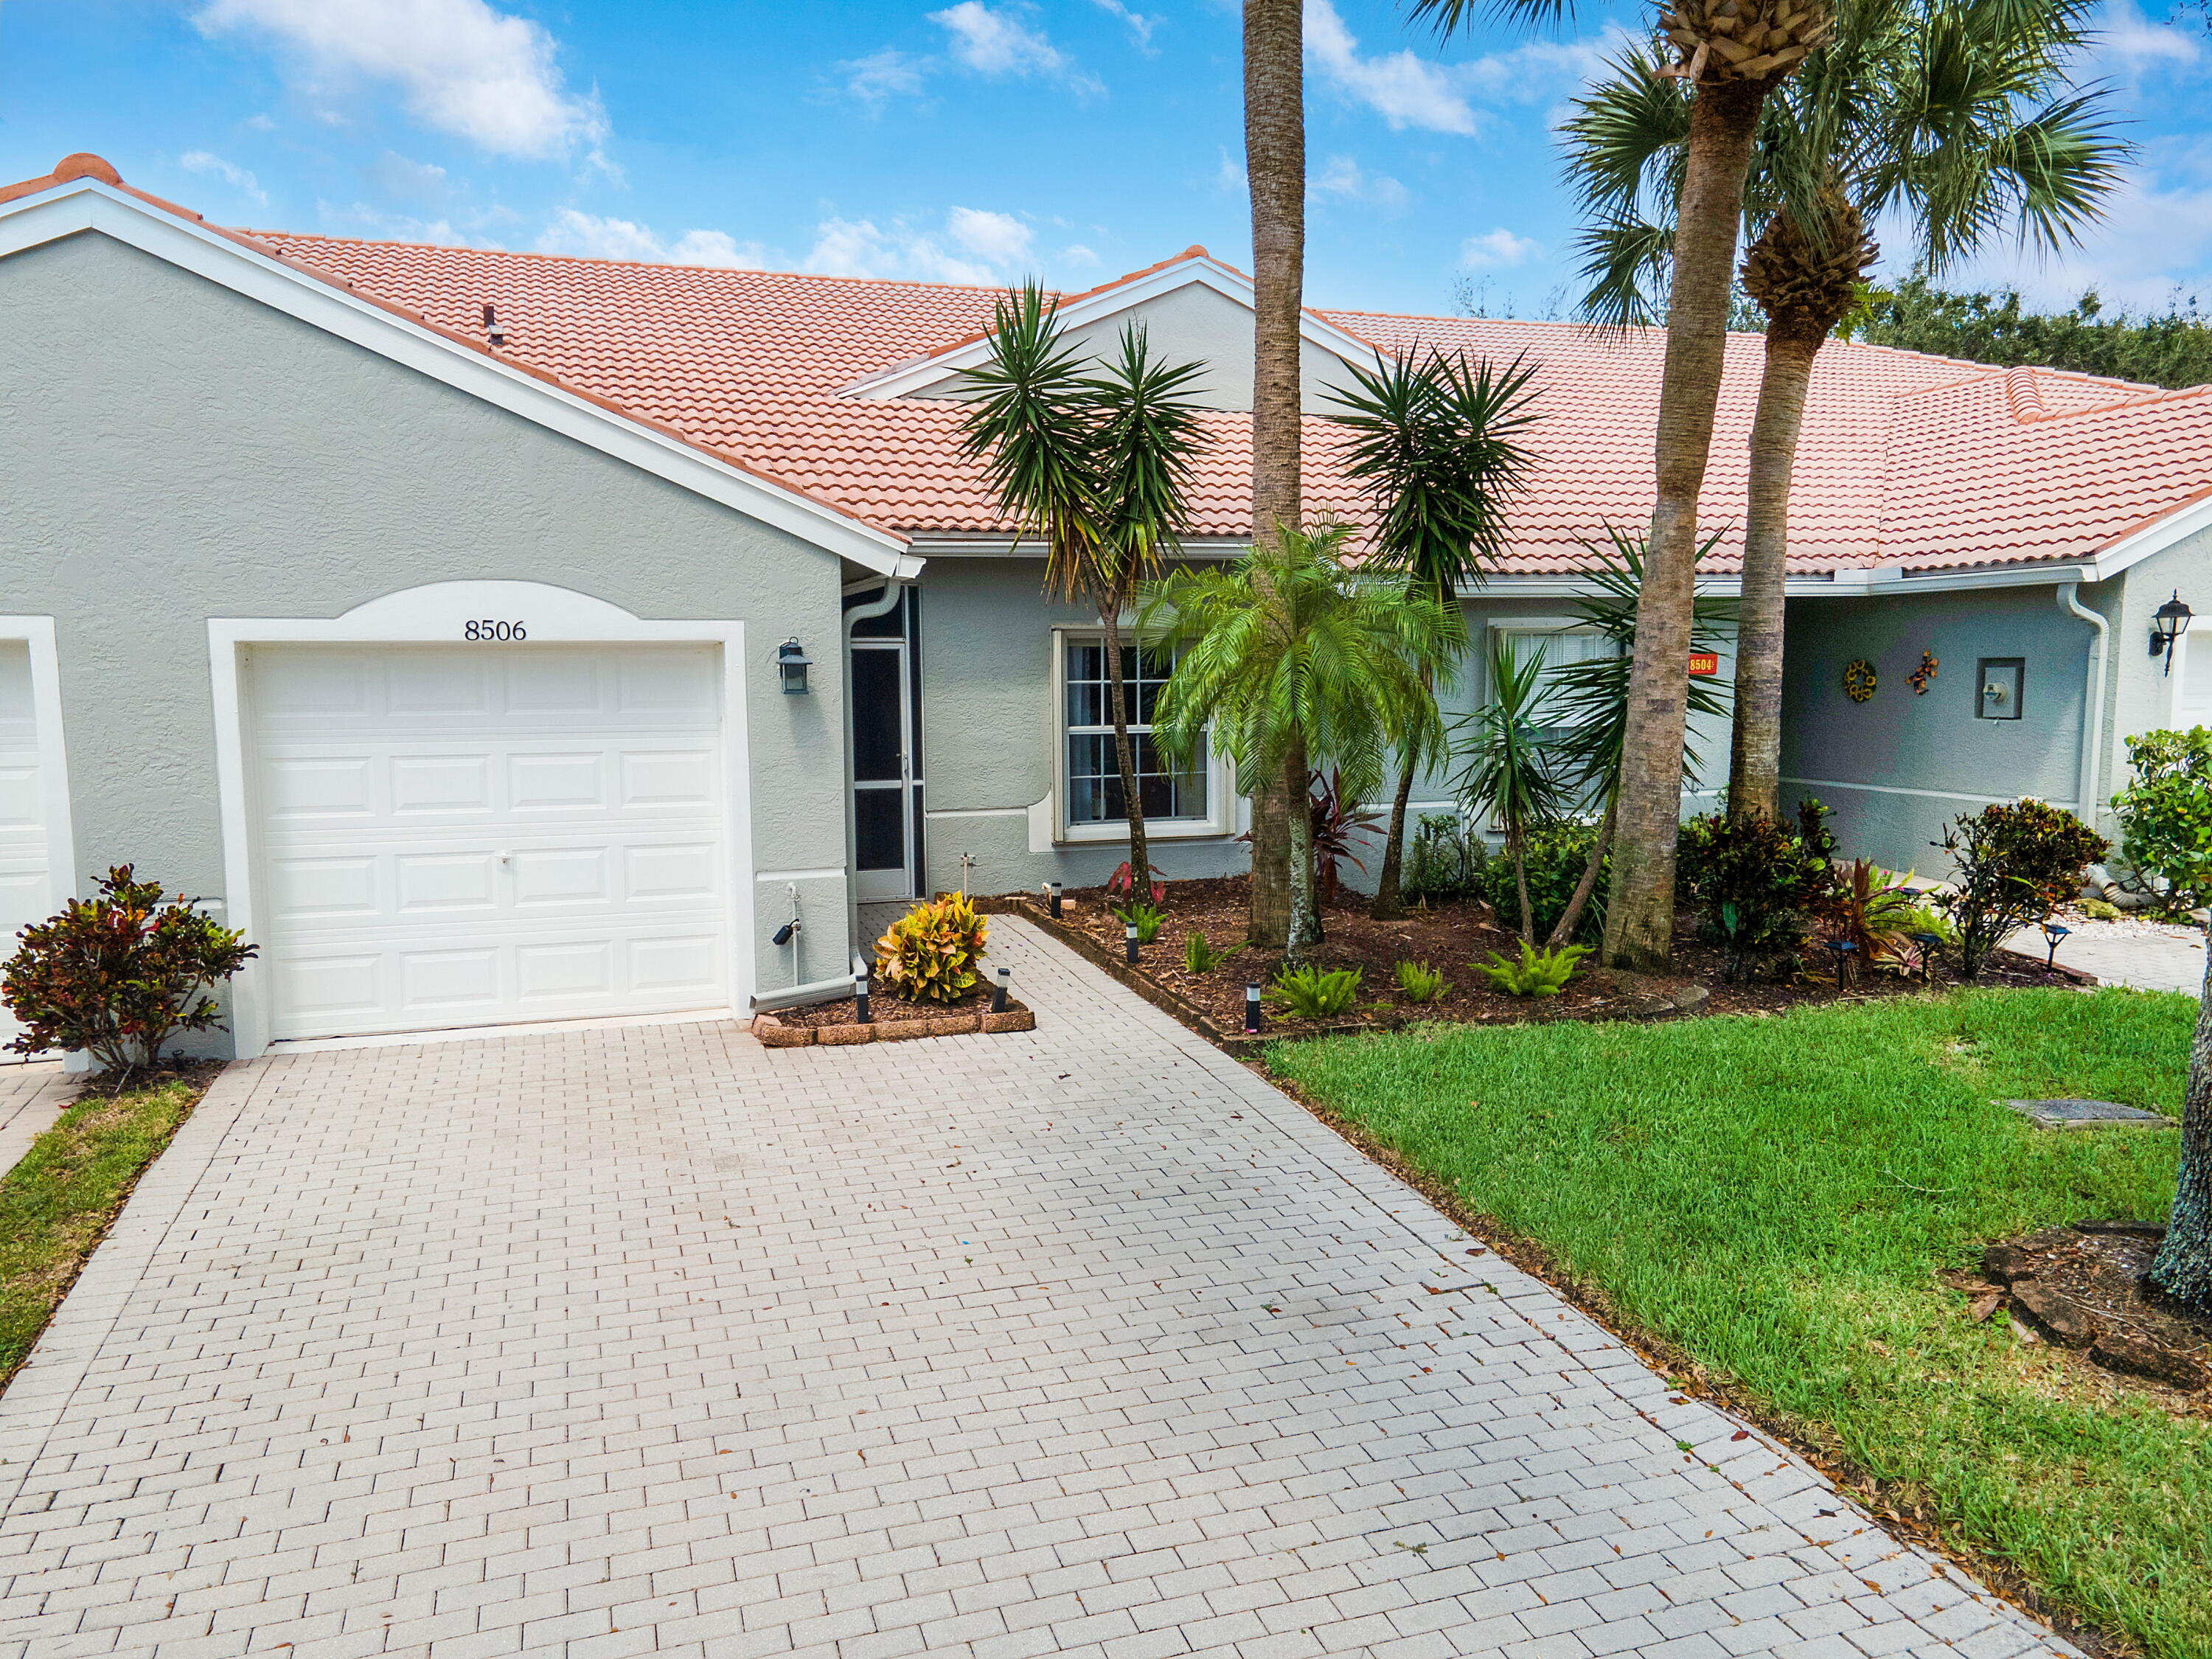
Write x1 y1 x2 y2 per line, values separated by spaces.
0 642 52 1057
251 643 731 1041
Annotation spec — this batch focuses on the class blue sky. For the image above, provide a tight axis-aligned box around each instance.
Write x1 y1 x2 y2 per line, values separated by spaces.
2 0 2208 318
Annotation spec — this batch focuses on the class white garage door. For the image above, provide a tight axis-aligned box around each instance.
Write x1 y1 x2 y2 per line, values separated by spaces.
0 643 52 1057
252 643 731 1042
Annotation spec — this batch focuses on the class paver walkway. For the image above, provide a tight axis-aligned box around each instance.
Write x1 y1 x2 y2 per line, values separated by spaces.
0 1060 70 1179
2006 919 2208 995
0 919 2075 1659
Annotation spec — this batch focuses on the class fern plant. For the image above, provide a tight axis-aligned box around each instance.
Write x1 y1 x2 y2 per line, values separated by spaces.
1265 964 1364 1018
1392 959 1450 1003
1183 931 1222 973
1114 900 1166 943
874 891 988 1004
1475 940 1590 998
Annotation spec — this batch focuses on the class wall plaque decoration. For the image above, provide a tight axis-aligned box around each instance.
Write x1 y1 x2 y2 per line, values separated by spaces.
1843 658 1878 703
1909 651 1938 694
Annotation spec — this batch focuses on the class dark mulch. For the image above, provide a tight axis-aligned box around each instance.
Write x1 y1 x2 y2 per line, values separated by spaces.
1952 1222 2212 1402
776 985 1011 1029
1039 874 2085 1039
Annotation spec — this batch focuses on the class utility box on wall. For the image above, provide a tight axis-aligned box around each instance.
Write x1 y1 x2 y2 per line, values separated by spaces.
1977 658 2024 720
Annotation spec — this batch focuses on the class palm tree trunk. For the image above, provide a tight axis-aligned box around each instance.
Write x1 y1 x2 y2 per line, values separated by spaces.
1098 606 1152 894
1726 319 1823 824
1284 751 1318 964
1546 799 1615 950
1600 79 1767 975
2151 944 2212 1314
1370 754 1418 919
1244 0 1304 950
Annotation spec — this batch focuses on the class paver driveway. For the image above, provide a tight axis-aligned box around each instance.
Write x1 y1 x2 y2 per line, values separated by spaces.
0 918 2073 1659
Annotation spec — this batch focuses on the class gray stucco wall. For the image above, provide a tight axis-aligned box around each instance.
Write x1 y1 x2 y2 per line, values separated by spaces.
1 230 855 1037
912 567 1734 900
2103 526 2212 821
1778 581 2096 874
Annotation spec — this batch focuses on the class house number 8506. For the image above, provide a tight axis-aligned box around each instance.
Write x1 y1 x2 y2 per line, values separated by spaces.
463 620 527 641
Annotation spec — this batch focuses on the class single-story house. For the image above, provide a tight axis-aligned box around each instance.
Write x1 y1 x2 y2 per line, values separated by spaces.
7 152 2212 1057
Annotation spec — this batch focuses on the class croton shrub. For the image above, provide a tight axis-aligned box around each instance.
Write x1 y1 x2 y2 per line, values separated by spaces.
1 866 257 1074
874 891 988 1005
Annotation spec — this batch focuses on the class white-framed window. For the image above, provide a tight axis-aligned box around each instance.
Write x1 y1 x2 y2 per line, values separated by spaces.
1051 628 1237 844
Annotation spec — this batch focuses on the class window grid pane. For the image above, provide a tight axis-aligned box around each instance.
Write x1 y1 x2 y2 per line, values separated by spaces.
1062 637 1208 823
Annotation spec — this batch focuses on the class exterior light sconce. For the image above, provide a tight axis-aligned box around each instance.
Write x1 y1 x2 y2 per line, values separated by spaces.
2151 591 2193 675
776 637 813 695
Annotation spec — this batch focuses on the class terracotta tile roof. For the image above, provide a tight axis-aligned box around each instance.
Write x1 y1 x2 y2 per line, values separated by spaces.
19 156 2211 577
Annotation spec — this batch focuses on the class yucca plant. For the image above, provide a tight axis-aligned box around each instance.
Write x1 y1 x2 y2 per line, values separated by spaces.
874 891 989 1005
1265 964 1365 1019
1475 940 1592 998
1393 959 1450 1003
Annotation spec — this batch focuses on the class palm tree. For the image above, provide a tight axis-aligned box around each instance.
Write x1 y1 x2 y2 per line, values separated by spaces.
1331 349 1542 919
1244 0 1307 948
1455 636 1565 943
1411 0 1831 972
1537 527 1735 945
958 285 1208 891
1141 524 1447 963
1565 1 2126 823
2151 949 2212 1315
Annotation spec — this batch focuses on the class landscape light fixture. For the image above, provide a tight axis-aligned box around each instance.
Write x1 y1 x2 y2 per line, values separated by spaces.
852 953 872 1023
2042 920 2071 969
2151 591 2193 674
1910 930 1945 984
1046 880 1063 919
1244 981 1263 1034
1124 919 1140 964
1825 936 1859 990
776 637 813 695
992 964 1011 1014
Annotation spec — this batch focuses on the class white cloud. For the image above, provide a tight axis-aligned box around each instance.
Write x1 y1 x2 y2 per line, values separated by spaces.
537 208 766 268
929 1 1068 75
946 206 1034 265
1215 147 1248 195
1461 227 1541 268
806 208 1048 284
2097 0 2201 75
1091 0 1160 52
1062 243 1101 267
324 202 487 246
195 0 606 159
366 150 448 201
1304 0 1478 135
179 149 268 206
1310 154 1408 212
840 48 928 108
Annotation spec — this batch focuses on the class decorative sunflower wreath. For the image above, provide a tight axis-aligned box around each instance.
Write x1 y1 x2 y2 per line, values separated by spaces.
1843 658 1878 703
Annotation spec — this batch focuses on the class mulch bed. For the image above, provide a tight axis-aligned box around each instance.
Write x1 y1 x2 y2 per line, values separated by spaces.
1947 1222 2211 1404
1016 874 2088 1046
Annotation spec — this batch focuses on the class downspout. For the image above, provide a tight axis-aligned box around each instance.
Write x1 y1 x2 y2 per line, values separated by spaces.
2059 582 2109 828
839 578 909 964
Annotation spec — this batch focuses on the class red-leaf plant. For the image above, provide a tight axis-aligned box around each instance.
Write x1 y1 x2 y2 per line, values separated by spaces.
2 866 257 1077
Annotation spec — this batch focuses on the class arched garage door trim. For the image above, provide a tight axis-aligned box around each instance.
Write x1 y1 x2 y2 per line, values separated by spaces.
210 582 755 1057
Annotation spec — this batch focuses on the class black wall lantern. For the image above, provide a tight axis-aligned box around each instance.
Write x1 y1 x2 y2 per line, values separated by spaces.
2151 591 2193 675
776 636 813 695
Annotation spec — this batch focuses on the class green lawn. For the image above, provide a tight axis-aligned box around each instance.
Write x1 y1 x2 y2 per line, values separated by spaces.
1269 989 2208 1659
0 1074 204 1388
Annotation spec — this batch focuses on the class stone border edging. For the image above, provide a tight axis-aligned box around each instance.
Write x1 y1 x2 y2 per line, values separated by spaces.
749 1003 1034 1048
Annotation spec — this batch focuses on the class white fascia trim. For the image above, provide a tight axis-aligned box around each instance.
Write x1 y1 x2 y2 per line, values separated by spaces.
0 615 78 914
206 580 759 1059
841 256 1377 402
0 180 914 577
2088 490 2212 581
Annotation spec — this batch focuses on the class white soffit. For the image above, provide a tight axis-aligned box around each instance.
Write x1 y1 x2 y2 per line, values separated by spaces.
0 178 914 577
